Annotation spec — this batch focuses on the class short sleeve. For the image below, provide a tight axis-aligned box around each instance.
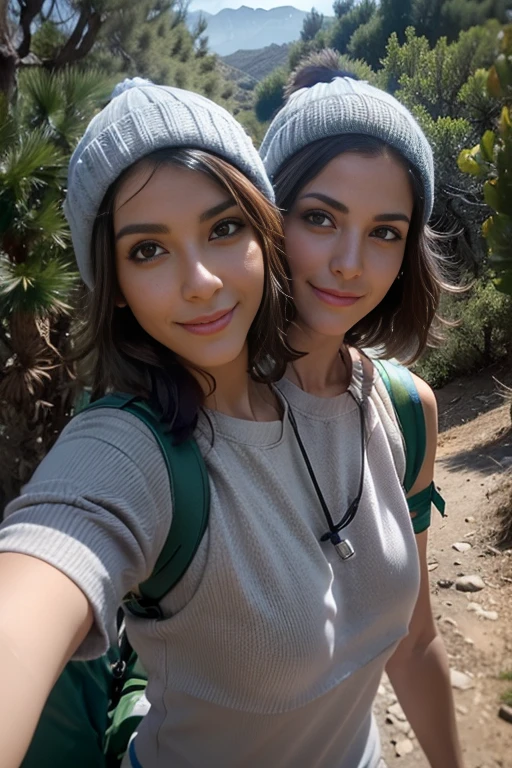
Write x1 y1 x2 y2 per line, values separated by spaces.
0 409 173 658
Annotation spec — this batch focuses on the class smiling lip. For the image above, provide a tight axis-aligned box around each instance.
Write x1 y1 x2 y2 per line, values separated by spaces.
178 307 236 336
311 284 363 307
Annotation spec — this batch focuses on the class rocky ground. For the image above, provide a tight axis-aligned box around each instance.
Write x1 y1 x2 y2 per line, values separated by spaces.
375 364 512 768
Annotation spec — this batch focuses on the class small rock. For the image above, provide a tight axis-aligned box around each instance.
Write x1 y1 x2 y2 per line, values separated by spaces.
465 516 475 523
377 684 386 696
438 579 454 589
450 669 474 690
456 575 485 592
388 702 407 721
498 704 512 724
443 600 453 607
395 738 414 757
428 562 439 571
442 617 458 628
486 545 502 556
453 560 462 566
464 637 474 645
467 603 498 621
456 705 469 715
452 542 472 553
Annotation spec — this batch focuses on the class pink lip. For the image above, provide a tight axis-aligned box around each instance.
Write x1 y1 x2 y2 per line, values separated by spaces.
311 284 363 307
178 306 236 336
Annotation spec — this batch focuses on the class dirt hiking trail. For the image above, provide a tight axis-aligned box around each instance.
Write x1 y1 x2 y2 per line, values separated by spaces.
375 364 512 768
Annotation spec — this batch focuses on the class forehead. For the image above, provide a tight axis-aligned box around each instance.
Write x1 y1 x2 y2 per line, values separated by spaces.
303 151 413 209
113 161 227 221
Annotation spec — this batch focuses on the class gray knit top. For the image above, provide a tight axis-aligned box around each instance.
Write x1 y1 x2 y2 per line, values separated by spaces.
0 356 420 768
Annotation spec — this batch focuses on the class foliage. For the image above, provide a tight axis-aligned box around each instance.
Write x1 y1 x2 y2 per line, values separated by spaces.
254 67 288 122
327 0 377 56
0 68 110 509
301 8 325 42
2 1 229 105
414 279 512 388
376 24 501 272
458 25 512 294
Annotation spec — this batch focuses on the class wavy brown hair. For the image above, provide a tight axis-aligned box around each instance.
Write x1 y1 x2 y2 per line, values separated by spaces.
273 52 453 364
74 148 296 440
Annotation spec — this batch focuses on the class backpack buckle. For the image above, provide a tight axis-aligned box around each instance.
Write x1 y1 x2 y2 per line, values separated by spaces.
123 593 164 620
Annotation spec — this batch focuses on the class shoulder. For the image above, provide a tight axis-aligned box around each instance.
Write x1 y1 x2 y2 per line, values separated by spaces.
30 406 170 495
407 371 438 496
409 371 438 429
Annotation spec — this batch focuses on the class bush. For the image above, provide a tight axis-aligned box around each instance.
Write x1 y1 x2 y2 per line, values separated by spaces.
414 279 512 388
254 67 288 122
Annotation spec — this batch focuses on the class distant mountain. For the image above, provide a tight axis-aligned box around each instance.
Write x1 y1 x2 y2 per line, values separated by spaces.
222 43 290 81
187 5 307 56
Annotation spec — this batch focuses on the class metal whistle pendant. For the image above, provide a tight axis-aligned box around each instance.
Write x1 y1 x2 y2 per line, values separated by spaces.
330 532 355 560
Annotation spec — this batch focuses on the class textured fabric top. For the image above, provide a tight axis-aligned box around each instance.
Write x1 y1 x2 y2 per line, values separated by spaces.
260 76 434 221
63 78 275 289
0 355 420 767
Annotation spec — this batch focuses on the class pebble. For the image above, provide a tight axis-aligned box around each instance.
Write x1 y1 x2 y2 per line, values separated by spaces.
428 562 439 571
394 738 414 756
438 579 454 589
453 560 462 566
467 603 499 621
442 617 458 628
456 705 469 715
498 704 512 724
450 669 474 690
465 516 476 523
452 542 472 553
388 702 407 721
455 575 486 592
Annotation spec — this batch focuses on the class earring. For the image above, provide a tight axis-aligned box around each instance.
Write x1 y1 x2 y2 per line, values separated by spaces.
396 270 404 281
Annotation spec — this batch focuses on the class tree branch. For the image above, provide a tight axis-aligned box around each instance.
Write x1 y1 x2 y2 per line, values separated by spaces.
17 0 45 58
50 8 102 69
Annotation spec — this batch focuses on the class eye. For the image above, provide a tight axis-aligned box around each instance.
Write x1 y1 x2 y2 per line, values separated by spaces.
303 211 334 228
210 219 244 240
128 241 167 262
372 226 402 241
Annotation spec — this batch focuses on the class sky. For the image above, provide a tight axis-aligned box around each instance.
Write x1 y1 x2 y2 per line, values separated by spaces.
189 1 336 15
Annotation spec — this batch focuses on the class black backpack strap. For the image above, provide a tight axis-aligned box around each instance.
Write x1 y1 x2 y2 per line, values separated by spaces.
85 394 209 619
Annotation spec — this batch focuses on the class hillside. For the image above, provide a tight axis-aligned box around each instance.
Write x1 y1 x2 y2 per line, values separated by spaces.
187 5 306 56
222 43 290 81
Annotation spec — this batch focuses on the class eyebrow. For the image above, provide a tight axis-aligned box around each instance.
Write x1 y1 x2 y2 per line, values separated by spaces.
300 192 410 224
115 198 237 241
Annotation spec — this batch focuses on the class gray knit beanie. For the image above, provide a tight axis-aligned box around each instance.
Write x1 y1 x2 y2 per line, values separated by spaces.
64 78 274 288
260 75 434 221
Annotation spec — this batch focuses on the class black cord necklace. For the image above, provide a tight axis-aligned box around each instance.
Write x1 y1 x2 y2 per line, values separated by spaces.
282 355 366 561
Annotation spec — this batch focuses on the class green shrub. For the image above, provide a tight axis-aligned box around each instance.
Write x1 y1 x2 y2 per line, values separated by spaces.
414 278 512 388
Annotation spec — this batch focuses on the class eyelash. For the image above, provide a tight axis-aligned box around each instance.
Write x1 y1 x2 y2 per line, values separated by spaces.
128 240 166 263
303 211 403 241
209 217 245 240
127 218 245 263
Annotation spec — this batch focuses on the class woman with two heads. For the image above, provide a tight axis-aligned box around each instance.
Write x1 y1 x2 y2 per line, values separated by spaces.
0 52 464 768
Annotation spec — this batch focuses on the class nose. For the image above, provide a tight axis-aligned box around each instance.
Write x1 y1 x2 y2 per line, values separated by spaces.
181 251 223 302
329 230 363 281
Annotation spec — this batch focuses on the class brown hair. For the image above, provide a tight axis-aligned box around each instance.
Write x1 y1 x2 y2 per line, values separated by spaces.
74 147 296 440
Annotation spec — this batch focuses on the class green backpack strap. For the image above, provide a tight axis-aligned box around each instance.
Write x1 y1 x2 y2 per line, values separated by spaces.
373 360 445 534
373 360 425 493
85 393 209 618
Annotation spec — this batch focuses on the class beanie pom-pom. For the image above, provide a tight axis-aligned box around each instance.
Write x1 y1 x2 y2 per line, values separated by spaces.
285 49 358 100
110 77 154 101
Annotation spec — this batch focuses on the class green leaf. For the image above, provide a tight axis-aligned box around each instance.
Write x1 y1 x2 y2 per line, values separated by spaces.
0 254 78 317
480 131 495 163
484 180 500 213
457 147 486 177
484 214 512 296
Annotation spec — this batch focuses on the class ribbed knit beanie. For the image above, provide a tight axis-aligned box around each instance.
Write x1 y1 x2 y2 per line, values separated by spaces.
64 78 274 288
260 70 434 221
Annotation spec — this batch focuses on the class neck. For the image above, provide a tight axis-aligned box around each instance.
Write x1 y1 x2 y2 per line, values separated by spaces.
287 321 349 397
189 345 280 422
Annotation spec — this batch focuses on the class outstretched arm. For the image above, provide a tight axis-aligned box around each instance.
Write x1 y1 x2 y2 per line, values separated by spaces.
385 374 465 768
0 552 93 768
